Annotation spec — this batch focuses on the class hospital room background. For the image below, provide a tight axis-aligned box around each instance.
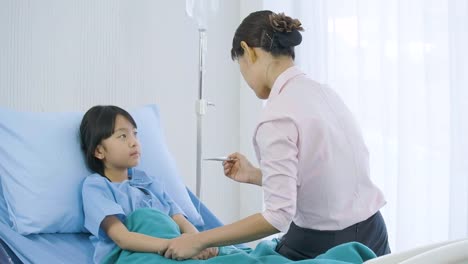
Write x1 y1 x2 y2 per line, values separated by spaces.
0 0 467 256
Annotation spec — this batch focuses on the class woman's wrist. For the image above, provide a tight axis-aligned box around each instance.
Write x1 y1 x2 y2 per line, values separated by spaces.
197 231 213 249
249 167 262 186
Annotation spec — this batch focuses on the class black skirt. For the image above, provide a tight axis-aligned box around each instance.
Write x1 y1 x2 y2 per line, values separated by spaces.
276 211 391 260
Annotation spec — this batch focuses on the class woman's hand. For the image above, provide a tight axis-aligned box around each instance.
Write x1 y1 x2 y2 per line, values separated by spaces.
164 233 205 260
223 152 262 186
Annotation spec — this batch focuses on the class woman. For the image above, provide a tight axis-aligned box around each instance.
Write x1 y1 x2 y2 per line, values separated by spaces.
164 10 390 261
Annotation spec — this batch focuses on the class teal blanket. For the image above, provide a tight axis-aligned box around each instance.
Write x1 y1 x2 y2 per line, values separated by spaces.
102 209 376 264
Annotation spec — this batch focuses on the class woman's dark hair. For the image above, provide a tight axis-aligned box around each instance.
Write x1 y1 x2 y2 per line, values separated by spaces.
79 105 137 176
231 10 304 60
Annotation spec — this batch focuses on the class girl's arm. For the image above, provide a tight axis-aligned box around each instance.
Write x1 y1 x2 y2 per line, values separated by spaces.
172 214 199 234
101 215 168 254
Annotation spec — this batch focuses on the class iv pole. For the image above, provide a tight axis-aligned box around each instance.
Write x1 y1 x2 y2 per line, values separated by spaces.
186 0 218 198
195 28 214 198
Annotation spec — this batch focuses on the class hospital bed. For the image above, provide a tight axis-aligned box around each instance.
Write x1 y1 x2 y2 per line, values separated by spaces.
2 232 467 264
0 104 467 264
0 189 223 264
0 104 228 264
364 239 468 264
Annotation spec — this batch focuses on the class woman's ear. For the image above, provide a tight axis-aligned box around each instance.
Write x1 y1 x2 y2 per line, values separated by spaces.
94 145 105 160
240 41 257 64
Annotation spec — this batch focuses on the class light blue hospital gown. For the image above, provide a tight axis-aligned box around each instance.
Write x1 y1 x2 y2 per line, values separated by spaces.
82 169 184 264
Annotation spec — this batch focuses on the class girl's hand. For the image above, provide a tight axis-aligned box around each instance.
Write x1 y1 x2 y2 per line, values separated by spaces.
223 152 262 185
191 247 219 260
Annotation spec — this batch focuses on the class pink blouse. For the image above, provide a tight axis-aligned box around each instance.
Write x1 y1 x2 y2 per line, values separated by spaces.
254 66 386 232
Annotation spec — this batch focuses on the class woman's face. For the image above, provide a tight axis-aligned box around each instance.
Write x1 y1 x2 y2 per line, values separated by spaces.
238 54 269 99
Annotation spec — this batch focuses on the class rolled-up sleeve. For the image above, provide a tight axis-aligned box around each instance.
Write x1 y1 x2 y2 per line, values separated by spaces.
82 177 125 239
255 118 299 232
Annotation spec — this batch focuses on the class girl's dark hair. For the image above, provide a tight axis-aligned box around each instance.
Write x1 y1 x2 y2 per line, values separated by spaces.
231 10 304 60
79 105 137 176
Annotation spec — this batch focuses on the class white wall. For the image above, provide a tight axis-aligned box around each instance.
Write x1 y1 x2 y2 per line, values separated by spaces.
237 0 267 247
0 0 241 224
238 0 264 217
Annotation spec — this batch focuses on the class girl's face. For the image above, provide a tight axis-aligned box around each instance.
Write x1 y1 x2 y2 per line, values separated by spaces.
95 114 141 172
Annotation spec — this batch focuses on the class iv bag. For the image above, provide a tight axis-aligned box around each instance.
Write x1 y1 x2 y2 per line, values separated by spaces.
185 0 219 30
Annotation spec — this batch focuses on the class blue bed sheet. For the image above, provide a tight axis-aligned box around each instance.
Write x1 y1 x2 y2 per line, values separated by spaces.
0 221 93 263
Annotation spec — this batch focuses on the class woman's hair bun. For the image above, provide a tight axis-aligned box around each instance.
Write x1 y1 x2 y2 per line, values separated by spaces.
269 12 304 47
270 12 304 33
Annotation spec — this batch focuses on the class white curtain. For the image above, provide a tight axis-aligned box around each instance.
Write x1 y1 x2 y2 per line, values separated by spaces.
263 0 468 252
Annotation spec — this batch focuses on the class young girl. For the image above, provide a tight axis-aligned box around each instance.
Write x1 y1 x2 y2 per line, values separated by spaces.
79 105 217 263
